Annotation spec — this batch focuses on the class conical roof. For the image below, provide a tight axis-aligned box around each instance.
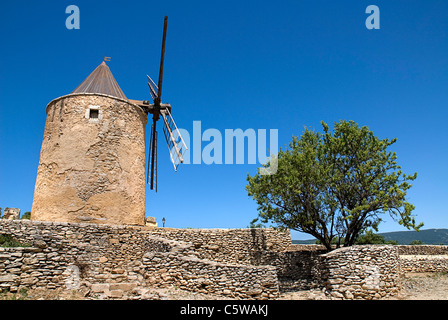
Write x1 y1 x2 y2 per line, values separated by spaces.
71 61 127 100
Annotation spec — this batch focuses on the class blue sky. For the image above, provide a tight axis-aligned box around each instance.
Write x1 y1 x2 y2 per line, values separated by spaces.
0 0 447 239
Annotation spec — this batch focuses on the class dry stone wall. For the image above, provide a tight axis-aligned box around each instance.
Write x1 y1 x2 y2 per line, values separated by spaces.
397 245 448 255
2 219 446 300
399 255 448 273
398 245 448 273
0 220 151 291
148 228 291 265
0 220 287 299
145 228 323 293
318 245 401 300
141 236 279 299
0 246 76 292
246 245 326 291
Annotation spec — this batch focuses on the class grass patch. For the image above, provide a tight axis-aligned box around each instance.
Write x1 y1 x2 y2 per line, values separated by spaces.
0 234 30 247
0 288 29 300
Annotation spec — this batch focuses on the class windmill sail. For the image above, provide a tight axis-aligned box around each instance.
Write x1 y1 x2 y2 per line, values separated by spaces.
142 16 186 192
161 108 187 171
146 75 158 100
147 122 158 191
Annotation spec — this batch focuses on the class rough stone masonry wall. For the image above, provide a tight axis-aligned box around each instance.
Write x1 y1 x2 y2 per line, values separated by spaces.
0 246 76 292
318 245 401 300
0 220 153 292
397 245 448 273
399 255 448 273
247 245 327 291
141 236 279 299
0 220 286 299
147 228 323 293
149 227 291 265
6 220 440 300
397 245 448 255
31 93 147 226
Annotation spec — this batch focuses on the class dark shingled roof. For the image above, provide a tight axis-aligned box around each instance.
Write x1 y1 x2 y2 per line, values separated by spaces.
71 61 127 100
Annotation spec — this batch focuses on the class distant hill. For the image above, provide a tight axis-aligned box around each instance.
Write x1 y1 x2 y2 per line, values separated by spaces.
292 229 448 245
380 229 448 245
292 239 317 245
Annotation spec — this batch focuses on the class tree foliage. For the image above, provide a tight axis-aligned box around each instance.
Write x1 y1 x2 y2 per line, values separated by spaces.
246 120 422 251
21 212 31 220
354 230 399 245
314 230 399 245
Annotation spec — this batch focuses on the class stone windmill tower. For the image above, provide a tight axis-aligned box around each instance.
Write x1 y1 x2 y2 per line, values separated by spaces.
31 17 186 226
31 60 148 225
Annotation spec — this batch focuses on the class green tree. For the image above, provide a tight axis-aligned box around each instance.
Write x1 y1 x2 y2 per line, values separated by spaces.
246 120 423 251
21 212 31 220
355 230 386 244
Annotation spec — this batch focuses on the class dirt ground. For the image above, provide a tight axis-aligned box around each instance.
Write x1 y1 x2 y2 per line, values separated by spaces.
397 272 448 300
278 272 448 300
1 273 447 300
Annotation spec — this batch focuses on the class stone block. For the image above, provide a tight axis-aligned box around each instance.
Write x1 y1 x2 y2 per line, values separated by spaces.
145 217 158 227
91 283 110 293
107 289 123 298
3 208 20 220
111 268 125 274
0 274 19 283
109 282 137 292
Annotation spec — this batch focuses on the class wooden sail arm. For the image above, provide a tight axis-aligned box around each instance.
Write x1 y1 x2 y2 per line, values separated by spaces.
127 100 171 114
160 109 187 170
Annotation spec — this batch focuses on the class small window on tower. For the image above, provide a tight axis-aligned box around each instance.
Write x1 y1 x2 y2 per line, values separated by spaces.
89 109 99 119
86 105 101 122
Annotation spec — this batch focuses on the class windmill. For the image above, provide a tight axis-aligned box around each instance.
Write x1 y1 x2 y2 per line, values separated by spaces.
129 16 187 192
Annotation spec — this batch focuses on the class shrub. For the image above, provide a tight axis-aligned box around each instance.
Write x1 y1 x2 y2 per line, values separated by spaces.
0 234 30 247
